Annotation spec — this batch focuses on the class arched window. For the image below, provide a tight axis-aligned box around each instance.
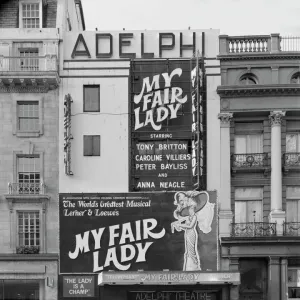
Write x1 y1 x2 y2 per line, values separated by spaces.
239 73 257 85
291 72 300 84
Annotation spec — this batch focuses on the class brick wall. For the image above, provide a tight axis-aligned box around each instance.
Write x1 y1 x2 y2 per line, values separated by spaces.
0 0 19 28
43 0 57 28
0 0 57 28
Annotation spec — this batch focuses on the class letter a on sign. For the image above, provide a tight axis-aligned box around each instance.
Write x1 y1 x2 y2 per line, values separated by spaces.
71 34 91 58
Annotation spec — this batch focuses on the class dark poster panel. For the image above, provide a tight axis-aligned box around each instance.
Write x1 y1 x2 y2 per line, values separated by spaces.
131 60 192 140
59 191 218 276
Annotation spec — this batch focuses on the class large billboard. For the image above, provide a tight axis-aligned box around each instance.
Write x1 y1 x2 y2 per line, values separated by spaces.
59 191 218 280
130 60 195 191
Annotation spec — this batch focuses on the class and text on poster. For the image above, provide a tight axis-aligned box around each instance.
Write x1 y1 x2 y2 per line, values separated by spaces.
131 60 193 191
63 276 94 297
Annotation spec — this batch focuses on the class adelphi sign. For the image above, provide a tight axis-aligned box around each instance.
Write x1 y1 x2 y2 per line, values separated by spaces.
69 31 209 59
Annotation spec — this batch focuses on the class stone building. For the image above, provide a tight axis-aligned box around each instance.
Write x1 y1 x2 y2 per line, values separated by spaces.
0 1 84 299
218 34 300 300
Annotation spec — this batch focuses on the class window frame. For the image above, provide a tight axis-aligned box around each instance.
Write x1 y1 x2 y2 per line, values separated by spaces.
234 187 263 223
291 72 300 84
83 135 101 156
234 134 263 154
17 154 41 194
13 97 44 137
19 48 39 71
286 133 300 153
19 0 43 29
286 186 300 223
83 85 100 112
239 73 258 85
17 101 40 132
17 210 40 247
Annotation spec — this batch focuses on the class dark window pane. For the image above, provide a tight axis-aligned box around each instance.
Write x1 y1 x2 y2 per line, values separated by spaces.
84 135 93 156
84 85 100 112
93 136 100 156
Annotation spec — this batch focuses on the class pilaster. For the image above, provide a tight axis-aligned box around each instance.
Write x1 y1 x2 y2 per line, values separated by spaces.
218 112 233 237
268 257 281 300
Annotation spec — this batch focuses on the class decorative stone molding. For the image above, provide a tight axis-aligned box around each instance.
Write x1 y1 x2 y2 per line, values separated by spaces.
218 112 233 127
218 53 300 61
269 111 286 126
0 86 52 93
217 85 300 98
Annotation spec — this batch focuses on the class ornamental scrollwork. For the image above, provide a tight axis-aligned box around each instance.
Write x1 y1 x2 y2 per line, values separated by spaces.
269 111 286 126
218 112 233 125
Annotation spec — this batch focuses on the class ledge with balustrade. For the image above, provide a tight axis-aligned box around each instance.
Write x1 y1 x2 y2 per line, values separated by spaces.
231 153 270 175
0 55 59 92
219 33 300 60
283 152 300 174
4 182 50 203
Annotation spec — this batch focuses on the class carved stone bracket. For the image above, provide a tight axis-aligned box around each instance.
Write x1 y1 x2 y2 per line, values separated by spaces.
218 112 233 127
20 79 26 87
269 111 286 126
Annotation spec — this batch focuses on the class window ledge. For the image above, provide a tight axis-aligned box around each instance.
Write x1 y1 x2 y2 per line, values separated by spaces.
0 254 58 261
4 194 50 203
16 131 41 137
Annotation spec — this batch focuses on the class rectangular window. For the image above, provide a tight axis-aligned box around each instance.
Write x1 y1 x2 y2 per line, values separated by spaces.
286 187 300 222
83 85 100 112
17 155 40 194
288 268 300 299
18 211 40 246
20 49 39 71
235 134 263 154
235 188 263 222
286 133 300 153
83 135 100 156
18 101 39 132
22 3 40 28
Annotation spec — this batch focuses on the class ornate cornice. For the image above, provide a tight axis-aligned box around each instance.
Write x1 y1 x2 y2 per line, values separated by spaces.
217 84 300 98
0 73 60 93
0 85 58 93
218 52 300 61
269 111 286 126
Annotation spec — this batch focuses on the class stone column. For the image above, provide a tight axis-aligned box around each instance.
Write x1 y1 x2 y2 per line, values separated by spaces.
218 112 233 237
281 258 288 300
229 257 239 300
269 111 285 235
268 257 281 300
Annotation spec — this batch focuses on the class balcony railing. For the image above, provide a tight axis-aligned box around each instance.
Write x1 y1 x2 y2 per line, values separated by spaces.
227 36 270 53
231 153 269 168
283 222 300 236
8 182 46 195
220 34 300 55
231 222 277 237
280 36 300 52
283 152 300 167
0 55 58 72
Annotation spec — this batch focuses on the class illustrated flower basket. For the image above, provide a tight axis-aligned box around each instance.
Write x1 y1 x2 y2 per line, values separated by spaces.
16 245 40 254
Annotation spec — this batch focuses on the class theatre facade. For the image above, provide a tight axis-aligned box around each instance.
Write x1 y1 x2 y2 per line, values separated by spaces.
58 29 237 299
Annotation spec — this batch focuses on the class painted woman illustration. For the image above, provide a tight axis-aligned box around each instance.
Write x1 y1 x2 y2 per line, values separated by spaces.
171 191 215 271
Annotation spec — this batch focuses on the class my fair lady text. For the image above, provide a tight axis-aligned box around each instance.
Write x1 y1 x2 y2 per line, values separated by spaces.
68 219 165 272
134 68 187 131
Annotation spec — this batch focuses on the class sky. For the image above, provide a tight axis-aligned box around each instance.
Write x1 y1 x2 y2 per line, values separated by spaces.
81 0 300 35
